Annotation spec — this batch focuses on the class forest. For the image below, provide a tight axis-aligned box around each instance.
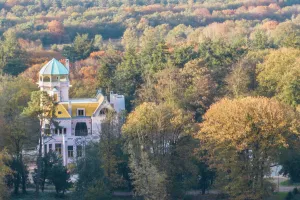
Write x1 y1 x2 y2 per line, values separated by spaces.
0 0 300 199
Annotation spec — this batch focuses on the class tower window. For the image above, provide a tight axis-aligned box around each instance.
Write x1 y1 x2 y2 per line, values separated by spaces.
60 76 67 81
58 111 62 115
43 76 50 82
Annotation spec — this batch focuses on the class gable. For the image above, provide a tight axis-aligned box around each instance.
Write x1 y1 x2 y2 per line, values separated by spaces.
55 104 71 118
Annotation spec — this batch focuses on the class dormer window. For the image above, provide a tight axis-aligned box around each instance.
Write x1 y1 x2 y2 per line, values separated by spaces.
77 108 85 116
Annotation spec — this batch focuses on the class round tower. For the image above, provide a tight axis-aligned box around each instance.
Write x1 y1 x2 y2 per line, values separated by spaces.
38 58 70 102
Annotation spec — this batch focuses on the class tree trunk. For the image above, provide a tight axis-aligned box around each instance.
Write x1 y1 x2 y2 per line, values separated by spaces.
41 177 45 192
20 153 26 194
35 130 43 196
202 185 206 195
14 172 20 195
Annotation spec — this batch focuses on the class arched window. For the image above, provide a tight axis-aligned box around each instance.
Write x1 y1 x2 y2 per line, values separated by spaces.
100 108 109 115
60 76 67 82
75 122 88 136
43 76 50 82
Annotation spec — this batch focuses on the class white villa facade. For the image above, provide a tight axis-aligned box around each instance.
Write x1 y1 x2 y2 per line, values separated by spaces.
38 58 125 165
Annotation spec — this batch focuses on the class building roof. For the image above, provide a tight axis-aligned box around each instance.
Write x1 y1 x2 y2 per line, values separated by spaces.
69 98 99 103
56 95 108 118
39 58 69 75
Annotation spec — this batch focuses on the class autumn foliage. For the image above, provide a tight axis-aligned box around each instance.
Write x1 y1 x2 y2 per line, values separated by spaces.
48 20 64 35
199 97 299 199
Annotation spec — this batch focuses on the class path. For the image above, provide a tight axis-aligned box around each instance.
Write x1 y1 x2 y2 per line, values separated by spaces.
271 176 298 192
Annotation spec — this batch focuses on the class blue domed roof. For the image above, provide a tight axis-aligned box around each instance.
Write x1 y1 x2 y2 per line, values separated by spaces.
39 58 69 75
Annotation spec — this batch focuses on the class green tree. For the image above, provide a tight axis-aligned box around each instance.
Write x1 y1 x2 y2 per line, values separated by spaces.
250 30 272 50
114 48 141 111
75 143 111 200
48 159 71 196
40 151 60 192
22 91 57 195
271 22 300 48
99 111 128 190
172 45 198 68
73 34 93 59
121 28 139 50
279 148 300 183
128 145 167 200
94 34 103 50
62 46 77 63
0 76 38 194
142 41 169 74
198 38 244 87
97 62 116 95
0 30 28 76
62 34 94 62
0 150 11 200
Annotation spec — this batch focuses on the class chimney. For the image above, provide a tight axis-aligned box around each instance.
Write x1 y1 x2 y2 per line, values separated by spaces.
65 59 69 72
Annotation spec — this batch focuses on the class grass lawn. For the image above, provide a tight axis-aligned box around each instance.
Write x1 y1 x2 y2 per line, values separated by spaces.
10 191 72 200
10 191 137 200
280 180 300 187
270 192 288 200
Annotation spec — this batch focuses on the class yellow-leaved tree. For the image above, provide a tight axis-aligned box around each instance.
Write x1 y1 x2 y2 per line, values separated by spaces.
257 48 300 107
123 102 195 200
198 97 300 200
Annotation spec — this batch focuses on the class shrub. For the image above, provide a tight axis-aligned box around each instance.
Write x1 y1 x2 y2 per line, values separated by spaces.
293 188 299 195
285 192 293 200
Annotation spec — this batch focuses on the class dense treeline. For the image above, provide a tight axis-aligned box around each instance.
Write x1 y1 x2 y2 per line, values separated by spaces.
0 0 299 46
0 0 300 200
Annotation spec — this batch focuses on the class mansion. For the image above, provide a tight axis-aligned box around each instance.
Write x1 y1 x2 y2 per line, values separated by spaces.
39 58 125 165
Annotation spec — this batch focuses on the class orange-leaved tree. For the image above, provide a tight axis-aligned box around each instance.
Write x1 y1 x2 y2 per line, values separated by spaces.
198 97 299 200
